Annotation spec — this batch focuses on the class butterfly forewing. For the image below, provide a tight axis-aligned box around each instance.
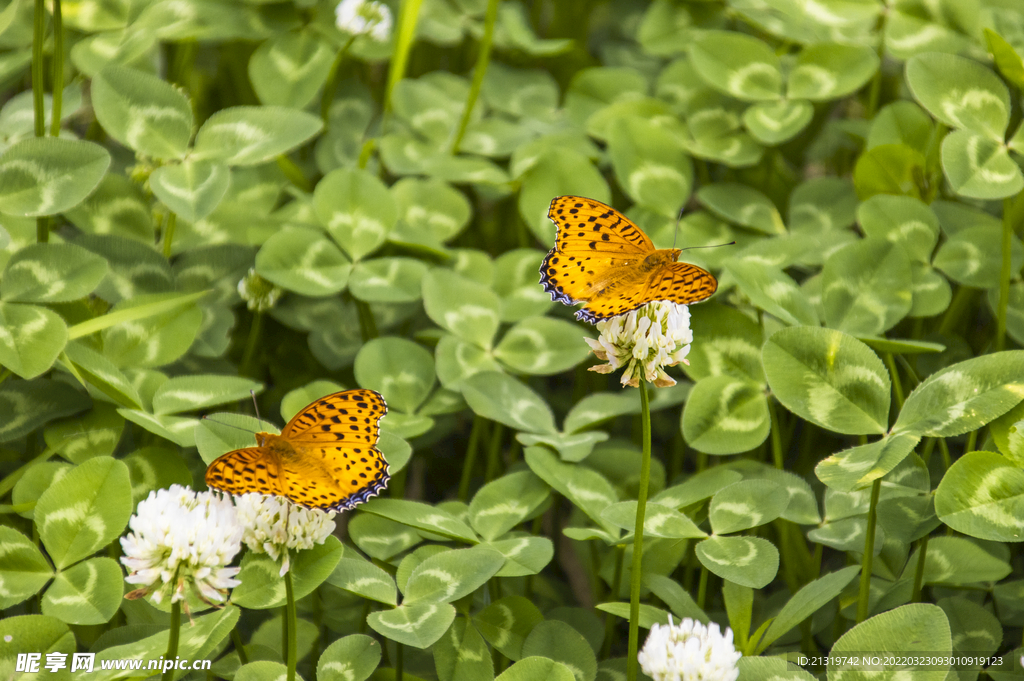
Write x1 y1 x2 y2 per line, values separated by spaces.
548 196 654 255
282 388 387 446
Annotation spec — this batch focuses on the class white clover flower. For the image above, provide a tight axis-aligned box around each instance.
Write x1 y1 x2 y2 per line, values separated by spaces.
120 485 243 605
335 0 393 42
585 301 693 388
234 494 336 576
237 268 282 312
638 616 741 681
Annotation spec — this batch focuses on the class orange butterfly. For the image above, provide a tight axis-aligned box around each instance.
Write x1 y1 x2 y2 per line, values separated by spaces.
540 196 718 323
205 389 389 512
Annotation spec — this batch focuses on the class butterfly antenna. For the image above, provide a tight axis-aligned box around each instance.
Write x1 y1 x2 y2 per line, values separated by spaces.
250 390 267 431
200 415 255 433
680 241 737 252
672 205 685 250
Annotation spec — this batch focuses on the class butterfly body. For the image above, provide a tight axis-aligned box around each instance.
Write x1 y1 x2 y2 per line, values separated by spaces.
205 389 389 512
540 196 717 323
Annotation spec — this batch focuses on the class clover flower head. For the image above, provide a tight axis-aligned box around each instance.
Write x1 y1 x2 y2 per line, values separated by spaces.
585 301 693 388
638 615 742 681
335 0 393 42
237 268 282 312
234 494 336 576
120 485 243 605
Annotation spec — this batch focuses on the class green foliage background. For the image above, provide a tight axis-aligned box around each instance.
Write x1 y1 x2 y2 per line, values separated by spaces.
4 0 1024 679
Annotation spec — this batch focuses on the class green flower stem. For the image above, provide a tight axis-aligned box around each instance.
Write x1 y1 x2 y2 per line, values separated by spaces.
275 155 311 193
965 429 977 454
162 601 182 681
626 379 652 681
458 416 485 501
997 196 1014 351
161 213 178 259
50 0 62 135
230 628 249 665
483 422 503 482
321 35 356 128
285 568 297 681
938 286 975 335
240 311 263 377
384 0 424 113
910 534 929 602
449 0 499 154
767 398 784 469
883 352 905 410
937 437 952 471
355 299 378 341
855 478 882 623
395 643 404 681
601 547 625 659
32 0 45 138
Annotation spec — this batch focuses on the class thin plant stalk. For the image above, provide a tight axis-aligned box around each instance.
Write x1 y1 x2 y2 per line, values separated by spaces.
767 398 784 469
911 534 929 602
855 479 882 623
240 311 262 377
696 564 708 609
449 0 499 153
458 416 485 501
626 378 652 681
997 196 1014 351
162 213 178 258
162 601 182 681
355 299 378 341
321 35 356 128
230 628 249 665
50 0 63 135
284 567 297 681
384 0 424 113
32 0 47 243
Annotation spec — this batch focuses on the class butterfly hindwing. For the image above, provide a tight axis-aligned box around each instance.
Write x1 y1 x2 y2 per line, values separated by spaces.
281 444 390 512
206 447 284 498
645 261 719 306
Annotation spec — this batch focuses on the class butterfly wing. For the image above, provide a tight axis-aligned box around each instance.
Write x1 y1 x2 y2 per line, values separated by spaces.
643 261 718 306
279 389 390 511
206 447 285 498
541 196 654 307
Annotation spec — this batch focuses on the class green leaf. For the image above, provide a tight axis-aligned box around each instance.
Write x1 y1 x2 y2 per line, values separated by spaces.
894 351 1024 437
487 536 554 577
434 618 494 681
935 451 1024 542
232 536 343 609
41 557 122 625
192 105 323 166
359 498 478 543
315 168 398 261
906 53 1010 139
912 535 1011 584
518 147 610 244
762 327 890 435
828 605 949 678
91 65 193 159
435 334 503 388
815 432 921 492
249 30 333 108
316 635 381 681
986 28 1024 88
62 341 143 409
681 375 770 455
404 545 505 604
698 184 783 235
354 337 435 414
473 596 544 661
35 457 131 569
0 302 67 378
642 572 709 624
709 479 788 534
150 160 231 222
743 99 814 145
101 293 203 369
494 317 593 376
808 517 882 554
254 226 351 296
0 615 74 681
852 143 927 200
0 379 91 444
493 249 554 322
462 372 557 435
522 620 597 681
652 468 743 509
0 526 52 609
685 303 764 384
856 194 939 263
758 565 860 652
689 31 782 101
423 269 500 349
123 446 192 506
391 177 471 247
524 447 619 535
326 557 397 605
348 513 423 561
607 116 692 219
821 238 913 335
469 471 550 542
349 257 428 303
934 225 1024 289
941 130 1024 199
788 178 857 233
0 138 110 216
495 658 575 681
724 260 818 326
367 601 456 649
151 375 262 415
695 536 779 589
788 43 878 100
1 243 108 303
600 501 706 539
